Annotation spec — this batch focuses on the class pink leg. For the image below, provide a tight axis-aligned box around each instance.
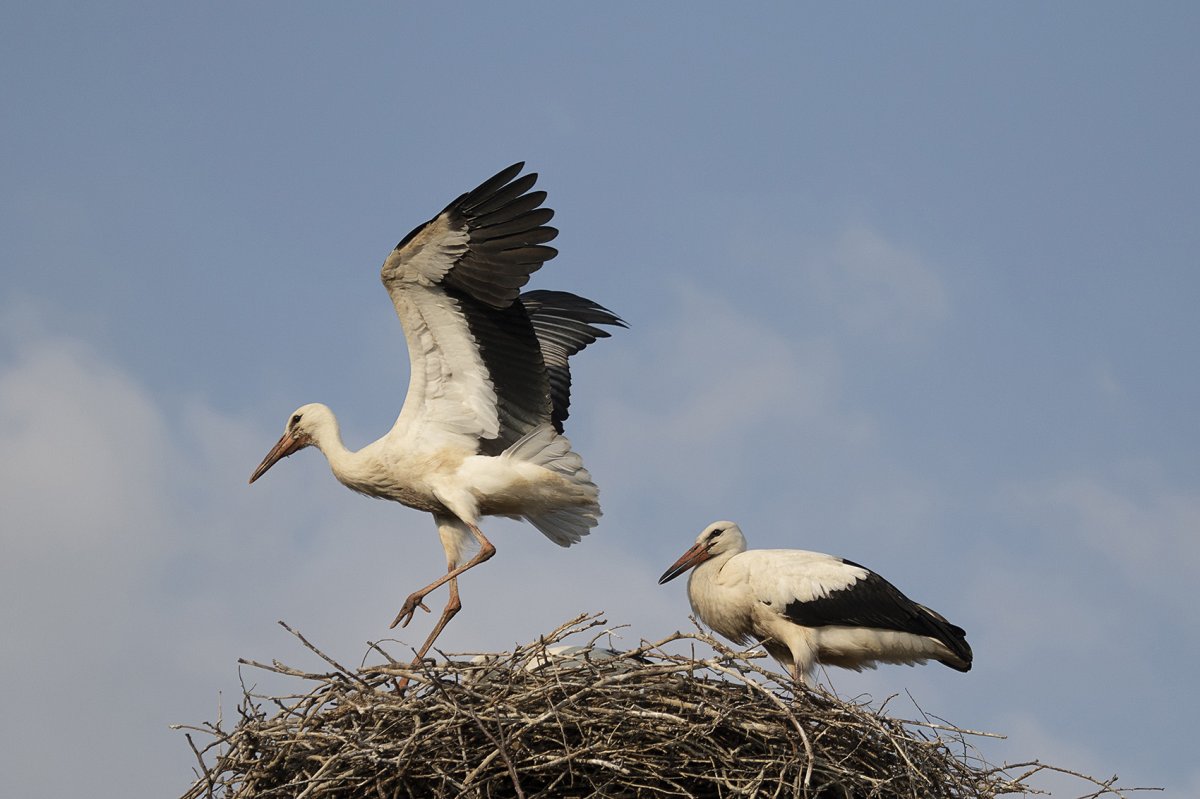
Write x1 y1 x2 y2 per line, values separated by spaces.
409 574 462 663
393 573 463 691
390 521 495 629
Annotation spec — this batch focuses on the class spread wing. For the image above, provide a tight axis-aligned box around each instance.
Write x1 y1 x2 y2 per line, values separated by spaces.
381 163 559 452
520 289 627 432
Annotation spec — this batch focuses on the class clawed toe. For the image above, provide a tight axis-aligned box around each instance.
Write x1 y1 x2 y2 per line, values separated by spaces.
389 595 432 629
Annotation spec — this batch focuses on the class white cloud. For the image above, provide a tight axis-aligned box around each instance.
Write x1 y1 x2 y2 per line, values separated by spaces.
1094 360 1124 398
718 215 949 346
990 712 1172 797
958 469 1198 795
1002 471 1200 606
764 225 951 343
577 279 959 569
961 557 1108 671
0 337 171 560
586 284 876 518
0 335 177 682
0 332 182 797
820 226 949 337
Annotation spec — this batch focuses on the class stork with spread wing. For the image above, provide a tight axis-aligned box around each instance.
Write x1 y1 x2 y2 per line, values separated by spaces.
250 164 624 662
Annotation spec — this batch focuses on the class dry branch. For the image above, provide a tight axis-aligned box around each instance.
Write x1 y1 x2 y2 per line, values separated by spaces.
176 613 1154 799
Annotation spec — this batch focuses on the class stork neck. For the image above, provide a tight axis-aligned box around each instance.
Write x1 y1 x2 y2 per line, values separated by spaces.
702 546 738 576
686 548 732 594
308 412 356 477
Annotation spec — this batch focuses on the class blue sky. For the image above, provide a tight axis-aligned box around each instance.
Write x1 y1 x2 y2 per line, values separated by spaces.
2 4 1198 796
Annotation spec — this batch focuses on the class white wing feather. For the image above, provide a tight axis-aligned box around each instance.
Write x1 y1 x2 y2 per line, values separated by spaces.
727 549 868 608
385 284 499 449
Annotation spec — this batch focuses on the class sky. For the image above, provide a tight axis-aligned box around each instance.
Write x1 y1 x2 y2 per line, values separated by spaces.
2 3 1198 796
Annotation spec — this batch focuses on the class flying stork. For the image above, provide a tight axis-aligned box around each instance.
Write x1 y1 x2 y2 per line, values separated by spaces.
249 163 624 663
659 521 972 684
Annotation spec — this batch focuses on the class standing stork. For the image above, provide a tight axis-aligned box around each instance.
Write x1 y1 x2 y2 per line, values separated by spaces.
659 521 972 684
249 163 625 663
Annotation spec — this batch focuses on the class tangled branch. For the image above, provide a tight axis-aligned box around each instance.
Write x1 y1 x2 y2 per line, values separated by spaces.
175 614 1155 798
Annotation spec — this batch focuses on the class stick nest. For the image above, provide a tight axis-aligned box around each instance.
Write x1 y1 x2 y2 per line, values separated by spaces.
177 614 1144 799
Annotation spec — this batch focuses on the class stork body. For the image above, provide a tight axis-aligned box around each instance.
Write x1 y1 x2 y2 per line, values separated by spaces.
250 164 624 663
659 522 972 685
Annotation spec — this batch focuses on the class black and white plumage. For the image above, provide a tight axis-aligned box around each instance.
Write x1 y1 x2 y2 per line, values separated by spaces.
659 521 972 684
249 163 624 663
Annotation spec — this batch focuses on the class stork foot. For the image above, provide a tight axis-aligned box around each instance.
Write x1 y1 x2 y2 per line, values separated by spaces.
390 594 431 629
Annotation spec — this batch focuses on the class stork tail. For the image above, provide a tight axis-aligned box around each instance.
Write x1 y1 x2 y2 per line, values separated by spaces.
917 604 973 671
502 424 600 547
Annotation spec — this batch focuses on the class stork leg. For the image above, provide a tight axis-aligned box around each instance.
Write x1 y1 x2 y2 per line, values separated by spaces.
390 522 496 629
393 575 463 692
409 574 462 663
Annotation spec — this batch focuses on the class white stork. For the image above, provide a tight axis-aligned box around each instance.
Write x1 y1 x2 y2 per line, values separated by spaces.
249 163 624 663
659 521 972 684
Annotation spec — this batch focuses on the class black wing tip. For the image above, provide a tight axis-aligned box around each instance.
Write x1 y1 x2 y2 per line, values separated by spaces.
493 161 527 182
519 289 629 329
474 162 537 200
948 630 974 669
446 162 539 218
941 637 973 671
395 164 535 252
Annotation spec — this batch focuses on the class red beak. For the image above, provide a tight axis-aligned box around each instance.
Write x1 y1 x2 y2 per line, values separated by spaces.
658 542 712 585
249 431 307 484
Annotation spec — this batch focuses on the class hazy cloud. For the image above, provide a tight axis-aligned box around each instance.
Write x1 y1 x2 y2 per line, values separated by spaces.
580 283 889 540
1003 470 1200 605
0 337 171 560
806 226 950 340
0 332 184 796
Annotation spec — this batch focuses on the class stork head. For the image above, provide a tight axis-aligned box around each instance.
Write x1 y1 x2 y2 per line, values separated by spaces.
248 403 331 484
658 521 746 584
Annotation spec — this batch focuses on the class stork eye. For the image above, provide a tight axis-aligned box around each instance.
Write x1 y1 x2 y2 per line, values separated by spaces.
290 414 303 427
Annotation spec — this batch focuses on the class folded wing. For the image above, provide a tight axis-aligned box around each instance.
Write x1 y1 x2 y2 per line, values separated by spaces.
777 556 973 669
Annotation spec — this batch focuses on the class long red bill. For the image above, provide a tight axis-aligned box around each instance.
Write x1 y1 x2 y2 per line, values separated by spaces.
658 543 711 585
249 432 305 484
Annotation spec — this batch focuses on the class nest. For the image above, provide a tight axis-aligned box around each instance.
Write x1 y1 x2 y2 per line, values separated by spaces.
177 614 1144 799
